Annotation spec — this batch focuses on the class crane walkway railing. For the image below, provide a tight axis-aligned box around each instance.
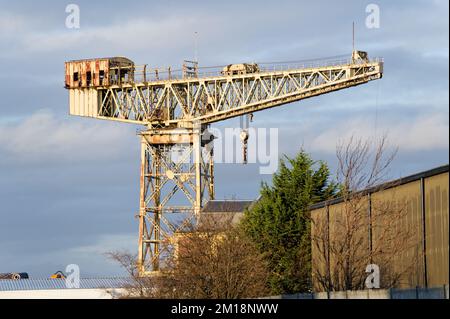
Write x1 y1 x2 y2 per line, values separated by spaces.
107 55 384 86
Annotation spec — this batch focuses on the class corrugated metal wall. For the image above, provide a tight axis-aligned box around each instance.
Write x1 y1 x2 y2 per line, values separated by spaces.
311 168 449 290
371 180 424 288
311 206 328 290
425 173 449 287
69 88 100 117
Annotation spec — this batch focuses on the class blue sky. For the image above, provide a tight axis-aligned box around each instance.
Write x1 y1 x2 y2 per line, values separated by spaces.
0 0 448 277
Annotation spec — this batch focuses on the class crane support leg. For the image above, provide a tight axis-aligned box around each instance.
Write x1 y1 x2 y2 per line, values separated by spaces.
136 126 214 276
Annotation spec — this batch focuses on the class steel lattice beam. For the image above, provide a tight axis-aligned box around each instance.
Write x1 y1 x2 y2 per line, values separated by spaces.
91 58 383 127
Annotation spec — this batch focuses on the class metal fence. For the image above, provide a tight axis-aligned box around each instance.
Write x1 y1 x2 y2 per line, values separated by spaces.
262 285 449 299
118 55 384 84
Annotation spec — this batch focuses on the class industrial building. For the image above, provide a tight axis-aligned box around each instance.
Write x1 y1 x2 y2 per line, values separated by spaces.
0 278 130 299
198 199 254 227
310 165 449 291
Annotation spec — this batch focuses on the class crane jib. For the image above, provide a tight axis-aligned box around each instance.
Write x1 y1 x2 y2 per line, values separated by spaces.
66 53 383 128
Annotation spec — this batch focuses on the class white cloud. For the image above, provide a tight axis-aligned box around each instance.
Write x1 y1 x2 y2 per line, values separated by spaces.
422 49 449 60
0 12 27 36
0 233 136 277
55 233 135 276
0 109 136 163
22 16 202 54
68 233 135 255
308 113 449 153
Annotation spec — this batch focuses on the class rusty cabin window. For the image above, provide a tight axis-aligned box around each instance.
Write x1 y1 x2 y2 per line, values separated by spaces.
99 70 105 85
111 69 119 85
73 72 79 82
86 71 92 86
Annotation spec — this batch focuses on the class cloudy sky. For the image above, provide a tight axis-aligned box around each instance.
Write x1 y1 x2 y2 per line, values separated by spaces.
0 0 448 277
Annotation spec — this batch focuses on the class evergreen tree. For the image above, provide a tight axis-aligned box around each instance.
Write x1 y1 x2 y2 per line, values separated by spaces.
241 150 337 294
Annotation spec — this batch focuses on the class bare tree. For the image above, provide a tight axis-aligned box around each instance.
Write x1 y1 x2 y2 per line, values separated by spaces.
108 218 270 299
311 136 420 291
106 251 155 298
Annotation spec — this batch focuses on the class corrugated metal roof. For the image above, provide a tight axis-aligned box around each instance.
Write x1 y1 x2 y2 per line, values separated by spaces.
0 278 133 291
67 56 134 64
202 200 254 213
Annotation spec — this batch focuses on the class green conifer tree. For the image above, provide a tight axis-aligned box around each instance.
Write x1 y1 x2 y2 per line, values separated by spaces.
242 150 337 294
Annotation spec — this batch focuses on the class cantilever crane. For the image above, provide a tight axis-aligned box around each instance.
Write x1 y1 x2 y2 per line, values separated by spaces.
64 51 383 275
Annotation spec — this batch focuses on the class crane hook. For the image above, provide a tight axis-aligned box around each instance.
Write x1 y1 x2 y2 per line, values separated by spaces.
240 129 249 165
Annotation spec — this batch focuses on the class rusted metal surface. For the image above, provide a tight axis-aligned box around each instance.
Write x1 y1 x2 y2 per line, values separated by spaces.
144 132 194 145
221 63 260 76
0 273 29 280
65 57 134 89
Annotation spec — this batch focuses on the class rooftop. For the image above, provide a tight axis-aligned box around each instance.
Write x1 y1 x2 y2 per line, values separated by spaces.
309 164 449 211
0 278 132 291
202 200 254 213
